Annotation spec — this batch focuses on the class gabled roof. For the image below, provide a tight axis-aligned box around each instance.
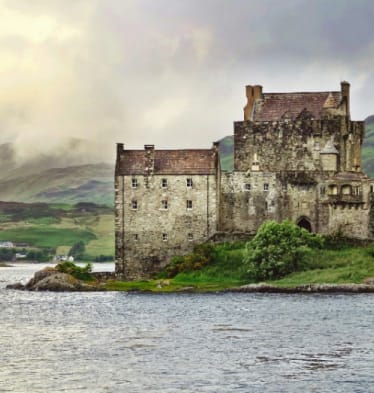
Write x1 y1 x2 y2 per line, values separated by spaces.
117 149 217 175
252 91 342 121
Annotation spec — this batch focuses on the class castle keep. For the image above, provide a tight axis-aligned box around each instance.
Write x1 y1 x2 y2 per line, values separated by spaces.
115 81 374 279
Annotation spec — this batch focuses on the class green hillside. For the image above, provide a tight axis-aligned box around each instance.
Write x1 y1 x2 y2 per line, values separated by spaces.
0 202 114 260
218 115 374 177
362 115 374 178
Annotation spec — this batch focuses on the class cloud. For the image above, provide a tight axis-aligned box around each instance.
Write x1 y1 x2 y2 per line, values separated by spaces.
0 0 373 164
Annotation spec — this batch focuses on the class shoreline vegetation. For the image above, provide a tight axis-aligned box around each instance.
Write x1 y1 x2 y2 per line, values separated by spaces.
6 221 374 294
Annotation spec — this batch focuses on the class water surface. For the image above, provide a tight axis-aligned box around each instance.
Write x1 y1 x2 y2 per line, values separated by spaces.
1 264 373 392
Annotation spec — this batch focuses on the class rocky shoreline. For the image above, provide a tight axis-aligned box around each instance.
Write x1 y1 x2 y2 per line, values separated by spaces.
227 282 374 294
6 267 374 293
6 268 100 291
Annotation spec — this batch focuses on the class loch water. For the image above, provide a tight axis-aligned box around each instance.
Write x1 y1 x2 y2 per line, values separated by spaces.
0 263 373 393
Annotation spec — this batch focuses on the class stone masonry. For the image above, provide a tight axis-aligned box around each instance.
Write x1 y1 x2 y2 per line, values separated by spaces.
115 81 374 279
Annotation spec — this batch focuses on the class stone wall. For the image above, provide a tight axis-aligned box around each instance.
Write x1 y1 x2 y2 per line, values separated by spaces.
115 173 218 279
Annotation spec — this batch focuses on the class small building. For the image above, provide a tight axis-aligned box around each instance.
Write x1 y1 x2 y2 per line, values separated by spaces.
115 81 374 279
0 241 14 249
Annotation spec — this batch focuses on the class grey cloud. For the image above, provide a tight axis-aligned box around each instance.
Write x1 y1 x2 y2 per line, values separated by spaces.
0 0 373 162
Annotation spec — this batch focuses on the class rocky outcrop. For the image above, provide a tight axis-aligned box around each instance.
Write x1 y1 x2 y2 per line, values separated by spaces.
6 268 99 291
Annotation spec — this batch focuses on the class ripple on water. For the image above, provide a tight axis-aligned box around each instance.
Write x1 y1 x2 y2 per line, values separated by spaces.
0 265 374 392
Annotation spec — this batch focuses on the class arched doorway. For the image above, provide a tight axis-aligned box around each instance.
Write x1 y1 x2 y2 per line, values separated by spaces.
297 217 312 232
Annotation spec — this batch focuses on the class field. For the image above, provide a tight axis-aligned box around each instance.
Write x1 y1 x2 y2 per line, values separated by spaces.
0 202 114 260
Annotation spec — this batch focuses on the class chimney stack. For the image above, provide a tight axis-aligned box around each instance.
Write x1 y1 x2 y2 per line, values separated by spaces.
341 81 350 117
244 84 263 121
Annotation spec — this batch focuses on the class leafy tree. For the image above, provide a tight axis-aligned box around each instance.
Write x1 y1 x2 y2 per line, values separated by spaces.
68 241 86 260
243 220 323 280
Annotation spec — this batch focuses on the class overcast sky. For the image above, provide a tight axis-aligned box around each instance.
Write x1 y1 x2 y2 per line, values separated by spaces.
0 0 373 162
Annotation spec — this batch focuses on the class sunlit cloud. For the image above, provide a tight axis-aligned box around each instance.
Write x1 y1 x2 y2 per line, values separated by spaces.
0 0 372 165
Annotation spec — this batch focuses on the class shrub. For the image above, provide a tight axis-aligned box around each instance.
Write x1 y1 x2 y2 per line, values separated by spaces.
365 243 374 257
243 220 323 281
56 261 93 281
162 244 214 278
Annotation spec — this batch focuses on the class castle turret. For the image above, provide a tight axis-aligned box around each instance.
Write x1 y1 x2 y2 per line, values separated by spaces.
320 139 339 171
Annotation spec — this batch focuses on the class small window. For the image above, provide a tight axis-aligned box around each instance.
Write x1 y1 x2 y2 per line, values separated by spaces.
162 200 168 210
131 200 138 210
265 201 268 210
187 233 193 241
320 186 326 195
132 178 138 188
328 185 338 196
187 178 193 188
133 234 138 241
244 183 251 191
162 233 168 241
161 178 168 188
186 200 193 210
264 183 269 191
341 185 352 195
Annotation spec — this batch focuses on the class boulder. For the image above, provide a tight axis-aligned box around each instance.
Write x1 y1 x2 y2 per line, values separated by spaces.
7 267 98 292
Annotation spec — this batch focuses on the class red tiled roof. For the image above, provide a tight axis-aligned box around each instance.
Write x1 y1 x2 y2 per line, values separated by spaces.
252 91 342 121
118 149 217 175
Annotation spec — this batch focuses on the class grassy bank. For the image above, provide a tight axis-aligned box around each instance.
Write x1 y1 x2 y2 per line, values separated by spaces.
104 242 374 292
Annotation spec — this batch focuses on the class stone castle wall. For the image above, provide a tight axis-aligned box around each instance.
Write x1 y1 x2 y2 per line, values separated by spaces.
115 173 218 279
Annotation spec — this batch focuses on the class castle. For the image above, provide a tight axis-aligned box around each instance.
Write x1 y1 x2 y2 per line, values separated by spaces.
115 81 374 279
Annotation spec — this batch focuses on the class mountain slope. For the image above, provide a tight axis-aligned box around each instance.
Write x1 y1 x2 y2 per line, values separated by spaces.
362 115 374 178
0 163 113 205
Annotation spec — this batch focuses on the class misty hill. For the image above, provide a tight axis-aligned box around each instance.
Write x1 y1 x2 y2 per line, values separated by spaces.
0 163 113 206
0 138 113 181
219 116 374 178
0 138 114 205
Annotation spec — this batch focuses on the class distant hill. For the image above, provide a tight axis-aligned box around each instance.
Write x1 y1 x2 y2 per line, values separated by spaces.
362 115 374 178
218 115 374 178
0 138 114 205
0 163 113 206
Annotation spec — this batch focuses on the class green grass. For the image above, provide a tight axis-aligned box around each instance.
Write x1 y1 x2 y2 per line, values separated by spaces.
0 227 96 248
84 214 114 259
106 242 374 292
26 217 60 225
271 248 374 287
